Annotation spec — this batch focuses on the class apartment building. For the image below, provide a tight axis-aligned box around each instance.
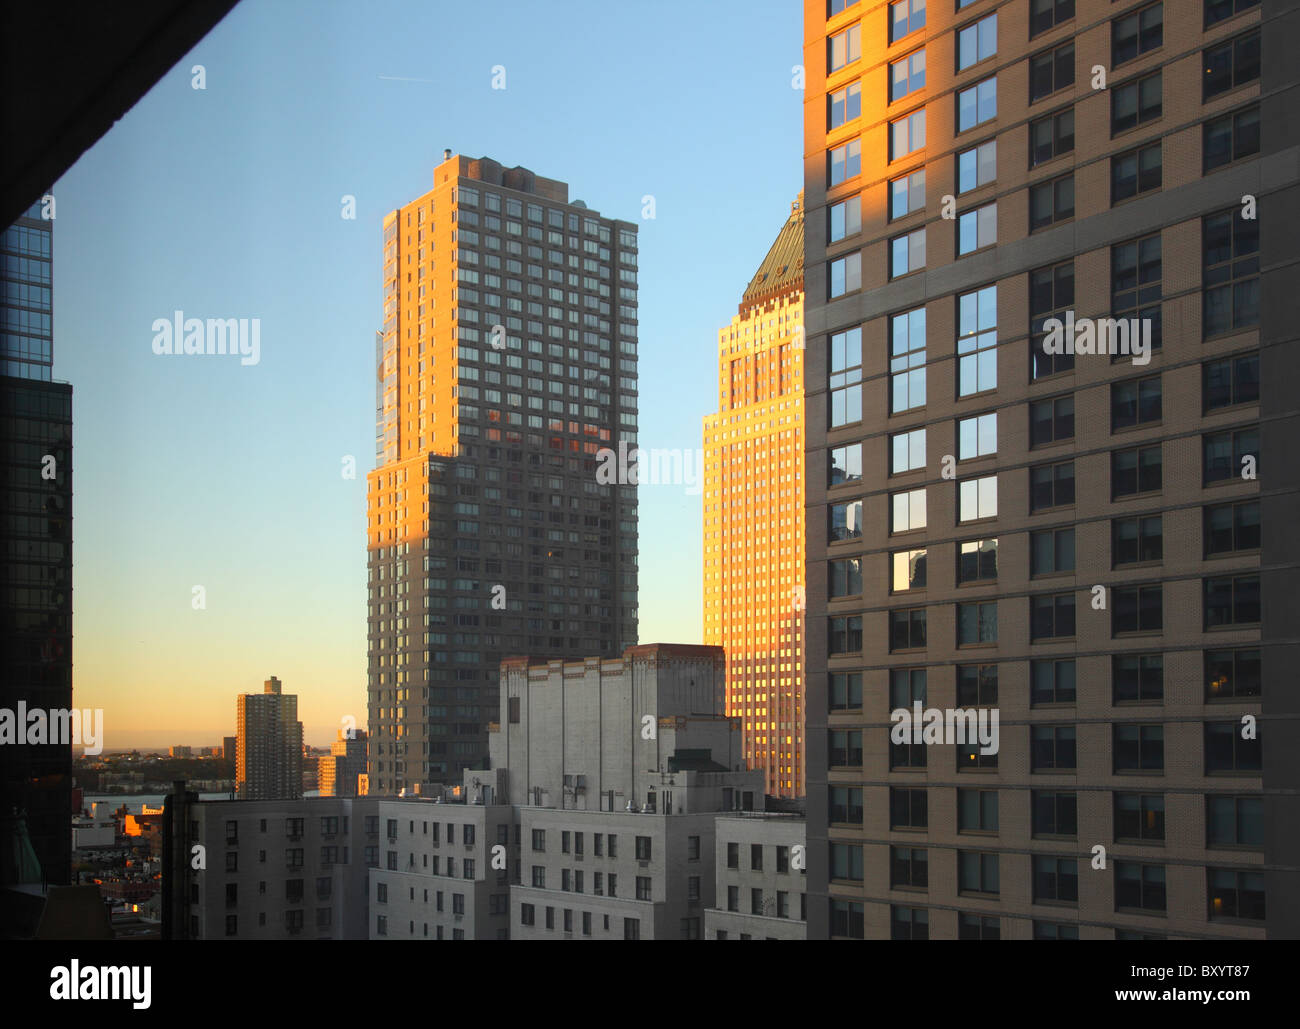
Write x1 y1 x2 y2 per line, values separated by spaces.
366 152 640 796
705 812 809 939
318 728 368 798
236 676 303 801
802 0 1298 938
704 195 808 798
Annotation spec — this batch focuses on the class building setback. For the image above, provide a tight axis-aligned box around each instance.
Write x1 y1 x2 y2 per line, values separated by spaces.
0 198 72 888
366 153 640 795
802 0 1297 938
703 195 808 798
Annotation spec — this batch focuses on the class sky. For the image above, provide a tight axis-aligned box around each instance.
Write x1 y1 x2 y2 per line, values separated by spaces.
54 0 803 748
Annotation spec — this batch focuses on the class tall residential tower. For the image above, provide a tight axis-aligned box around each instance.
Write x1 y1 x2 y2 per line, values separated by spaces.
236 676 303 801
367 153 639 794
704 196 807 797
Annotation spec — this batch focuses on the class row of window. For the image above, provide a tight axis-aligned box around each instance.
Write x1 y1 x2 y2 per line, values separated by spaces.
530 829 650 859
829 720 1260 774
519 904 641 938
722 886 807 920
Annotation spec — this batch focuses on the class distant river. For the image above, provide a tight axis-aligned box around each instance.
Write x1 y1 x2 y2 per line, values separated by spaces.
84 791 321 813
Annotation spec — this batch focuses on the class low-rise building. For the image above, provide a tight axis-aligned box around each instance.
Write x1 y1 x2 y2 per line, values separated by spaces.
705 813 807 940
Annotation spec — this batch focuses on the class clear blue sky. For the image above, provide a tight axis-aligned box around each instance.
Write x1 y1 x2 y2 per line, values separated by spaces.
54 0 802 747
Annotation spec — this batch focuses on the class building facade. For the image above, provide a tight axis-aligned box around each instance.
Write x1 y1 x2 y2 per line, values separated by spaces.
0 197 73 887
705 812 808 940
802 0 1297 938
236 676 303 801
366 152 640 795
704 196 808 798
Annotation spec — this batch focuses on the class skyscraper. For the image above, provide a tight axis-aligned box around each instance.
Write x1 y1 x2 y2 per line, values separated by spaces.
236 676 303 801
0 197 73 886
802 0 1297 938
703 196 807 797
366 153 640 794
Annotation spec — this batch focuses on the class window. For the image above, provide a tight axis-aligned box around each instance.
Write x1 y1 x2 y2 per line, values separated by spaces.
1116 862 1166 912
1113 3 1163 66
1114 723 1164 771
1113 584 1163 634
830 253 861 297
1112 516 1162 566
1112 72 1162 135
959 475 997 522
1029 261 1074 379
958 851 999 895
636 877 652 901
890 50 926 102
832 901 865 938
1030 395 1073 449
892 549 928 591
1031 529 1075 576
830 557 863 597
957 601 997 645
891 906 929 940
1033 856 1078 902
624 918 640 940
635 836 652 860
1206 0 1259 27
1033 791 1077 837
891 787 928 829
1203 31 1260 100
1112 142 1162 203
1032 725 1076 770
1029 460 1074 512
957 140 996 194
830 843 864 882
1030 43 1074 103
890 308 927 413
957 286 997 396
1115 793 1165 841
957 76 997 132
957 14 997 70
1203 353 1259 412
829 615 863 653
1111 376 1162 431
1029 174 1074 231
961 413 998 459
1032 592 1075 640
1203 574 1260 627
957 787 999 831
830 443 863 485
890 428 926 475
829 140 862 186
890 607 928 651
890 228 926 278
1208 868 1265 921
1030 0 1074 38
1203 209 1260 335
890 171 926 226
829 197 862 241
957 539 998 584
830 672 863 711
830 786 864 824
828 23 861 72
890 110 926 160
1202 426 1258 484
957 202 996 255
531 829 545 851
1112 445 1162 498
889 0 926 43
1112 235 1162 352
1029 108 1073 167
890 667 927 709
831 499 864 540
1205 647 1261 700
829 327 862 426
829 82 863 128
959 914 1000 939
1204 105 1261 173
890 846 928 888
1205 720 1262 772
1032 658 1077 704
1207 795 1263 847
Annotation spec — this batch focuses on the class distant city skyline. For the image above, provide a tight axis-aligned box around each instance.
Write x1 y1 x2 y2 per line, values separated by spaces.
51 0 801 748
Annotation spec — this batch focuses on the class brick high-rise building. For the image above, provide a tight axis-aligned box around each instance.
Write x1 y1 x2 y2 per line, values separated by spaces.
236 676 303 801
703 196 808 797
802 0 1297 939
366 153 640 794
